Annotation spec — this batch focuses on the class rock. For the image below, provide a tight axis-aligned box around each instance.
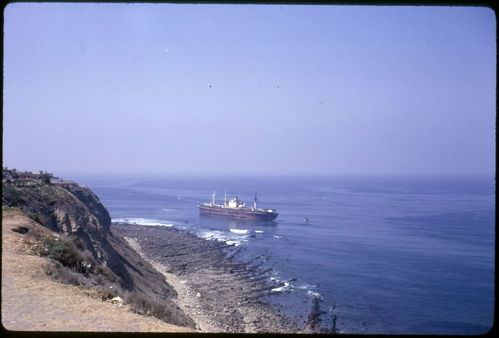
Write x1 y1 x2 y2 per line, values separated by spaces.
110 296 123 306
196 292 202 298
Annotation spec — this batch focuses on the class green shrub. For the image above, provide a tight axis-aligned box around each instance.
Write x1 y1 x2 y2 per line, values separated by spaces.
95 265 119 283
27 212 42 224
2 206 19 213
93 286 119 301
123 291 189 326
125 292 153 316
45 261 88 286
40 237 94 274
2 184 23 206
126 292 167 318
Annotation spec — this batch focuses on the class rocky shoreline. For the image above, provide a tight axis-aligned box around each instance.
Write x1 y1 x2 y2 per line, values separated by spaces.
111 222 300 333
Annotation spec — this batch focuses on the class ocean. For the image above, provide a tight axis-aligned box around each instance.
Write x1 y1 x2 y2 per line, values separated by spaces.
73 175 495 334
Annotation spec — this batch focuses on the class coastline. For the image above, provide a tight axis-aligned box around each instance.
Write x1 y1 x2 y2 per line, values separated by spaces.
111 222 300 333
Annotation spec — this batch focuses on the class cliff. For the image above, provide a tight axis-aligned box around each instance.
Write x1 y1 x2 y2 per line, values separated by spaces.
2 169 195 329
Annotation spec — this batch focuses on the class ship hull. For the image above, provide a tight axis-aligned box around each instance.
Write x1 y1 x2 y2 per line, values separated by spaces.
199 205 278 221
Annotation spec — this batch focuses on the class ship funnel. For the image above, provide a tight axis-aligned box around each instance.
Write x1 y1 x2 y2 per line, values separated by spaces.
253 193 257 209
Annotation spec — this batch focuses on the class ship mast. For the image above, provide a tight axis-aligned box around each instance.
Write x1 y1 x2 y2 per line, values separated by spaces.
224 190 227 207
211 191 216 206
253 192 257 210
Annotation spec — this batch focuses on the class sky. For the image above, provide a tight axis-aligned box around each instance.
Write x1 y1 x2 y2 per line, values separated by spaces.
3 3 496 177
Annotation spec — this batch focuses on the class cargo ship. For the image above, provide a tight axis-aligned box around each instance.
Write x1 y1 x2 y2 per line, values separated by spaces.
198 192 278 221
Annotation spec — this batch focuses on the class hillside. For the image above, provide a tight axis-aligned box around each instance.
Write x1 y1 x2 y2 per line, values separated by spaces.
2 208 193 332
2 169 195 331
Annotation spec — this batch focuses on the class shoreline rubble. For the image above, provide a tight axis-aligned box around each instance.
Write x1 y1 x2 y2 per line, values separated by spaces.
111 222 300 333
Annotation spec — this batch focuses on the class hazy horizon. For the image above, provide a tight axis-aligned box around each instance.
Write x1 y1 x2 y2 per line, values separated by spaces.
3 3 496 177
41 171 499 181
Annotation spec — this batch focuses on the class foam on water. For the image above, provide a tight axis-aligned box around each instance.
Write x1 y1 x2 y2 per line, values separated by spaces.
271 282 292 293
197 229 248 246
295 283 317 290
269 275 296 293
162 208 178 212
254 230 264 234
307 290 323 299
112 217 174 227
198 230 224 241
225 240 240 246
230 228 249 235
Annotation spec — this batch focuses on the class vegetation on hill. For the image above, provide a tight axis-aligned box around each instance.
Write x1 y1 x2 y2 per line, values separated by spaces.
2 169 195 329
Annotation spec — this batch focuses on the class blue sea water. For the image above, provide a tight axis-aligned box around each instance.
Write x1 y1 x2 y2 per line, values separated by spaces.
74 175 494 334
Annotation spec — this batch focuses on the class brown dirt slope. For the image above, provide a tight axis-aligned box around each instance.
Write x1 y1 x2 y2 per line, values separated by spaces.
1 209 193 332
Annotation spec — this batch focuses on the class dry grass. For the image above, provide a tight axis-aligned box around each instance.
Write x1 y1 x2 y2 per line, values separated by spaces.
1 209 194 332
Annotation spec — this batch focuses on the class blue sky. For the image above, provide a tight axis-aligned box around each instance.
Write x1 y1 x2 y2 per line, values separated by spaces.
3 3 496 176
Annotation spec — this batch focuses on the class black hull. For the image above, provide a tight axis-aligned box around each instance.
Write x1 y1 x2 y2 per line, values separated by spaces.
199 205 278 221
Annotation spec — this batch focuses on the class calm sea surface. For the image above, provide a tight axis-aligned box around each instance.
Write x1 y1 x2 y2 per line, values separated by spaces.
73 175 495 334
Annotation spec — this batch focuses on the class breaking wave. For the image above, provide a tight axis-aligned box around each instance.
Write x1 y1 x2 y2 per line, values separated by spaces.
271 281 293 293
307 290 323 299
112 217 174 227
229 228 249 235
271 282 290 292
161 208 178 212
269 275 295 293
197 229 249 247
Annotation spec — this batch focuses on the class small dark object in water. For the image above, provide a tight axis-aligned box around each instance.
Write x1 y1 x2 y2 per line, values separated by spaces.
304 217 309 223
184 220 189 223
